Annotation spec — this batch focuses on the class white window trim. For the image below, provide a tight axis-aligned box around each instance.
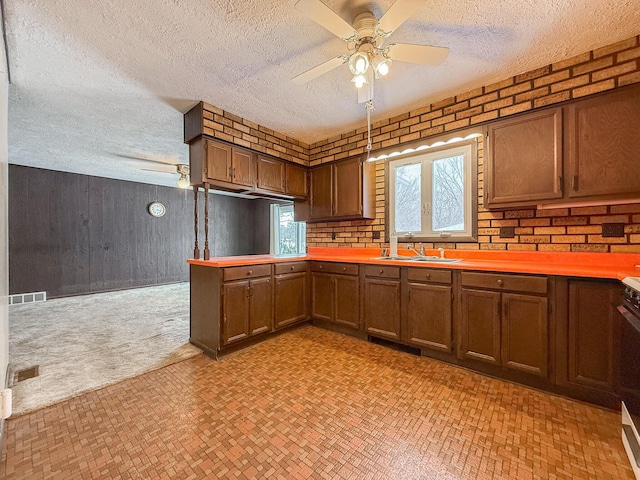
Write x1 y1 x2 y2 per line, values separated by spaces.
386 139 478 243
270 204 306 255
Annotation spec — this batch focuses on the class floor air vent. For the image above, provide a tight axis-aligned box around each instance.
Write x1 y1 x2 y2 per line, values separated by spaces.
9 291 47 305
14 366 40 383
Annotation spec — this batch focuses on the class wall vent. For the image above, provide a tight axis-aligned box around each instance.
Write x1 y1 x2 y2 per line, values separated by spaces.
9 292 47 305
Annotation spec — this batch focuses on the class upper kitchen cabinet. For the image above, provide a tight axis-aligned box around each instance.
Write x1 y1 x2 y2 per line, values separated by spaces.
565 84 640 201
189 137 255 191
484 107 563 208
256 155 285 194
484 83 640 209
295 157 375 222
285 163 308 198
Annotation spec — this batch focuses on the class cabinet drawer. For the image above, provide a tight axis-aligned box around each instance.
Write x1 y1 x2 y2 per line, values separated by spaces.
223 264 272 281
461 271 547 294
274 262 307 275
364 265 400 279
407 268 452 284
310 262 359 276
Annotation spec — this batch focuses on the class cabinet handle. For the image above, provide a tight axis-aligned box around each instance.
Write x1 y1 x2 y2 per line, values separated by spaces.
342 267 346 272
426 273 431 279
497 279 504 286
229 166 233 178
233 167 237 178
571 175 578 191
557 176 562 192
247 270 253 275
379 269 384 275
290 265 295 270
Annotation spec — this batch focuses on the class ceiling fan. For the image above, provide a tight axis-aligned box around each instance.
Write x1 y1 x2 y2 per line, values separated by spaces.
292 0 449 102
116 154 191 189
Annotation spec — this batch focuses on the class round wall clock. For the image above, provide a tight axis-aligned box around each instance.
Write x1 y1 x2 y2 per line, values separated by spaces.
148 202 166 217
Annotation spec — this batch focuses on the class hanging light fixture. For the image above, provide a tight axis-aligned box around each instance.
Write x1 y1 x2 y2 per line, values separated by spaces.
371 55 392 78
351 73 368 89
348 51 370 75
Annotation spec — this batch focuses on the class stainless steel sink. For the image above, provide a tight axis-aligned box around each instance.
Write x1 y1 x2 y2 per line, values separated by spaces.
370 256 462 263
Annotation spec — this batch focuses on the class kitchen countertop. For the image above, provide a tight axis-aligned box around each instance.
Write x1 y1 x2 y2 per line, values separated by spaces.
187 247 640 281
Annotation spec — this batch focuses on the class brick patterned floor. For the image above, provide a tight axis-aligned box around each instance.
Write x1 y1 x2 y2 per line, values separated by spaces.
1 326 633 479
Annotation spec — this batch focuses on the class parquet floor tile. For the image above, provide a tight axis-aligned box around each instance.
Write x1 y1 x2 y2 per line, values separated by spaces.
1 326 633 479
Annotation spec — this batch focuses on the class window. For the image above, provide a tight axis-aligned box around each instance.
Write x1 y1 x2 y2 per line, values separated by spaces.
387 140 477 242
270 204 306 255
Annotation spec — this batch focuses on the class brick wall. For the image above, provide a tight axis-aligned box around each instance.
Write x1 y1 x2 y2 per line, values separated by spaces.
198 102 310 165
305 35 640 253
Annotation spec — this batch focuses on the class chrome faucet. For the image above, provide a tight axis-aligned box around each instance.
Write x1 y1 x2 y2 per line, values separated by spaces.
407 243 425 256
438 248 445 259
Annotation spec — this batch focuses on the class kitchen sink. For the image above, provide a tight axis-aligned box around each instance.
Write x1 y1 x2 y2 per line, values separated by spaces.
371 256 462 263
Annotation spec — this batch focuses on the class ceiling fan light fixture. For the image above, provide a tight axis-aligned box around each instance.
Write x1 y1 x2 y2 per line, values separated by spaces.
351 73 368 89
348 52 369 75
176 164 190 189
372 55 392 78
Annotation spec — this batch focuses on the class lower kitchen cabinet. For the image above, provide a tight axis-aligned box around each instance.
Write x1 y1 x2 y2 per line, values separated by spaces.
274 262 309 329
406 268 453 354
364 266 401 340
189 263 274 358
221 268 273 345
555 278 619 407
310 262 360 329
460 272 549 378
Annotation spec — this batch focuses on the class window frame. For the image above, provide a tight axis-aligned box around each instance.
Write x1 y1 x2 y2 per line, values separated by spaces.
269 203 306 255
385 139 478 243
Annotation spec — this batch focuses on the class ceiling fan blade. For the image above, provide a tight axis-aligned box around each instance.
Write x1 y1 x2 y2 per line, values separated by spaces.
377 0 423 36
387 43 449 66
141 166 178 174
292 55 347 85
294 0 356 40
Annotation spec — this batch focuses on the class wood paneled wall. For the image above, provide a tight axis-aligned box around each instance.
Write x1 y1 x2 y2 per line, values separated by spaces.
9 166 271 297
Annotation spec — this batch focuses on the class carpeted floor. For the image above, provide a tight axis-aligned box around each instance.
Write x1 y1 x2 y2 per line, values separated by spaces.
8 282 201 415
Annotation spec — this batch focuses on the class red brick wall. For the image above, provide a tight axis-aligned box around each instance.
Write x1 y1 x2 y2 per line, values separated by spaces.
305 35 640 253
198 102 310 165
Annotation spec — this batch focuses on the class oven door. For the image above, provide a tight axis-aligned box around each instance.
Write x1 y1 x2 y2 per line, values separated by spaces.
618 302 640 477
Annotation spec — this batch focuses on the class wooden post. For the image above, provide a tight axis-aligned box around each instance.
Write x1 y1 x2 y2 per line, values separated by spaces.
204 183 210 260
193 186 200 259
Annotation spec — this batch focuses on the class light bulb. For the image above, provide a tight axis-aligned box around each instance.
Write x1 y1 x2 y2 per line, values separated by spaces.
177 174 190 189
353 74 367 89
372 55 392 79
348 52 369 75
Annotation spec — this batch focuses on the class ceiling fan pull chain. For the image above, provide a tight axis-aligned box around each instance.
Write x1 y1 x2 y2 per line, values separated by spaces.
365 100 375 157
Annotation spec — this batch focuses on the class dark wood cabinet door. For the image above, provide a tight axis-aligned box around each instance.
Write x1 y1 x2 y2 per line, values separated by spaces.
311 272 333 321
364 278 400 339
249 277 272 336
257 155 285 193
206 140 232 183
285 163 308 198
485 108 563 207
222 281 249 345
275 273 308 328
333 158 362 217
501 293 548 377
460 288 501 365
407 283 452 353
567 280 617 391
566 85 640 200
309 165 333 219
334 275 360 328
231 148 254 187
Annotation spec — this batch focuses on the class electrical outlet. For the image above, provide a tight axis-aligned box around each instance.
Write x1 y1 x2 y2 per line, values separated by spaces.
331 232 336 240
372 231 380 239
499 226 515 238
602 223 625 238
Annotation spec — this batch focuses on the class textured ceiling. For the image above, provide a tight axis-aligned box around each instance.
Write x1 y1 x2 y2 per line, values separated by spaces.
4 0 640 188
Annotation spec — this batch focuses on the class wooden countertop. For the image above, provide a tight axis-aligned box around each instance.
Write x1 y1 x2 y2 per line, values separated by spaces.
187 247 640 281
